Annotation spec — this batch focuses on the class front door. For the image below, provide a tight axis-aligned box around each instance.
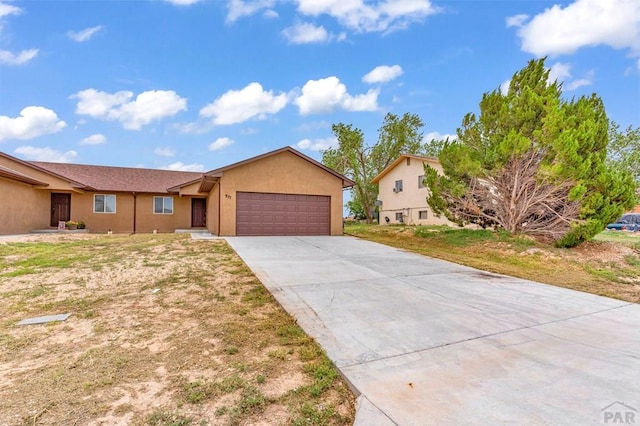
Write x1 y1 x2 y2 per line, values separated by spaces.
50 193 71 227
191 198 206 227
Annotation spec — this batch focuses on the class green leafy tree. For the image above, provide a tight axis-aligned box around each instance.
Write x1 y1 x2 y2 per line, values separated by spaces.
422 137 449 158
608 122 640 197
425 58 636 247
322 112 424 223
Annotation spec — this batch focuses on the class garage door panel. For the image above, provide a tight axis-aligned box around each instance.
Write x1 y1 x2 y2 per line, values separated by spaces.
236 192 330 236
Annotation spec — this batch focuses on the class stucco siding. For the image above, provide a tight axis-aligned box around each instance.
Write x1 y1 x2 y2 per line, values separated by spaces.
0 177 50 234
207 184 220 235
69 193 196 233
378 158 452 226
217 151 344 236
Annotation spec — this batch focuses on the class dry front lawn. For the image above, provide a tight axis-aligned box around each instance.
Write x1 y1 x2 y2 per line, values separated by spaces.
346 224 640 304
0 234 354 425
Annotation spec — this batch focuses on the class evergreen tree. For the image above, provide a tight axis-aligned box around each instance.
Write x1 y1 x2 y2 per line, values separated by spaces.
425 59 636 247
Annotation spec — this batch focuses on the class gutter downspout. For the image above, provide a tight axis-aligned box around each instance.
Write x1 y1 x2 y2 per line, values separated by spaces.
132 192 137 234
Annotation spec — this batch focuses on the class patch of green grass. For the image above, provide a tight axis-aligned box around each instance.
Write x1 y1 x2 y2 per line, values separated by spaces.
224 345 239 355
298 343 323 361
277 324 311 346
292 402 342 426
218 374 245 394
147 410 193 426
0 242 95 277
229 386 266 421
624 255 640 267
184 380 208 404
241 285 270 306
594 231 640 245
303 356 339 398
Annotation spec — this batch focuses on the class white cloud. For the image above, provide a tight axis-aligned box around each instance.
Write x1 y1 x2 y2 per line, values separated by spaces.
15 146 77 163
79 133 106 145
282 22 329 44
499 80 511 95
67 25 104 42
566 77 593 91
73 88 187 130
424 131 456 142
295 137 338 151
164 0 201 5
505 14 528 28
209 137 235 151
200 82 288 125
155 147 175 157
163 161 204 172
362 64 403 84
263 9 279 19
548 62 572 82
226 0 276 22
295 0 438 33
0 106 67 142
0 2 22 18
512 0 640 57
294 76 378 115
548 62 594 91
0 48 38 65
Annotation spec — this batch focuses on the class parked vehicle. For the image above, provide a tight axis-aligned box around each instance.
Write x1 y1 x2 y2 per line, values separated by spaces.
606 213 640 232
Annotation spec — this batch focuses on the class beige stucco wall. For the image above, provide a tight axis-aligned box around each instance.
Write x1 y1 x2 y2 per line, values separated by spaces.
217 151 345 236
207 184 220 235
378 158 453 226
0 177 50 234
69 192 197 233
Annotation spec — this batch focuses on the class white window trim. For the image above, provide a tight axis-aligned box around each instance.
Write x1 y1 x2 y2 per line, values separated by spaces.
153 196 174 215
93 194 116 214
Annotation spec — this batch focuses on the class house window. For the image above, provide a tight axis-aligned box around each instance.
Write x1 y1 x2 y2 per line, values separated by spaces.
395 212 403 222
394 180 403 192
154 196 174 215
418 175 426 188
94 194 116 213
419 210 429 220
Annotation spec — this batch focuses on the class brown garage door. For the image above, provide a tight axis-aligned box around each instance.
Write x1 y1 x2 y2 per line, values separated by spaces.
236 192 330 236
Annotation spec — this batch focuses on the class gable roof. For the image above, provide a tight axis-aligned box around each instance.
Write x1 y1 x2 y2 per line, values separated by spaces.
0 151 85 188
371 154 440 184
172 146 355 192
31 162 203 193
0 164 49 186
205 146 355 187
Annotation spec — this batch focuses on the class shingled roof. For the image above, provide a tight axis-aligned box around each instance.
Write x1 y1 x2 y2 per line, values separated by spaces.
31 162 203 193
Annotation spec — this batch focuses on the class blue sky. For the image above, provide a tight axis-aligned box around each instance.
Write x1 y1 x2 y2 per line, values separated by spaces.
1 0 639 171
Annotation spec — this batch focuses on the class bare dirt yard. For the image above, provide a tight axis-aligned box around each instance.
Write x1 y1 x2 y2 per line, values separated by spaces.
0 234 355 425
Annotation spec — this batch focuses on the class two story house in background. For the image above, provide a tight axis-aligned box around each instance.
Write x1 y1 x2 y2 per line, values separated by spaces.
372 154 454 226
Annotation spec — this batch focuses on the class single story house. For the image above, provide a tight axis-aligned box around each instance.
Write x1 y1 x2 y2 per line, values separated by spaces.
371 154 453 226
0 147 354 236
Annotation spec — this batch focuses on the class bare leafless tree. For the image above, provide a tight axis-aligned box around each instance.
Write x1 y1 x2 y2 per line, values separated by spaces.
435 150 581 240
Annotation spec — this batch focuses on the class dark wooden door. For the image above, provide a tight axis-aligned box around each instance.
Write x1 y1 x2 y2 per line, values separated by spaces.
50 193 71 226
191 198 206 227
236 192 330 236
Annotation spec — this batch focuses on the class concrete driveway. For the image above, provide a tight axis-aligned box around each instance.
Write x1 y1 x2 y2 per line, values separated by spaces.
225 236 640 425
